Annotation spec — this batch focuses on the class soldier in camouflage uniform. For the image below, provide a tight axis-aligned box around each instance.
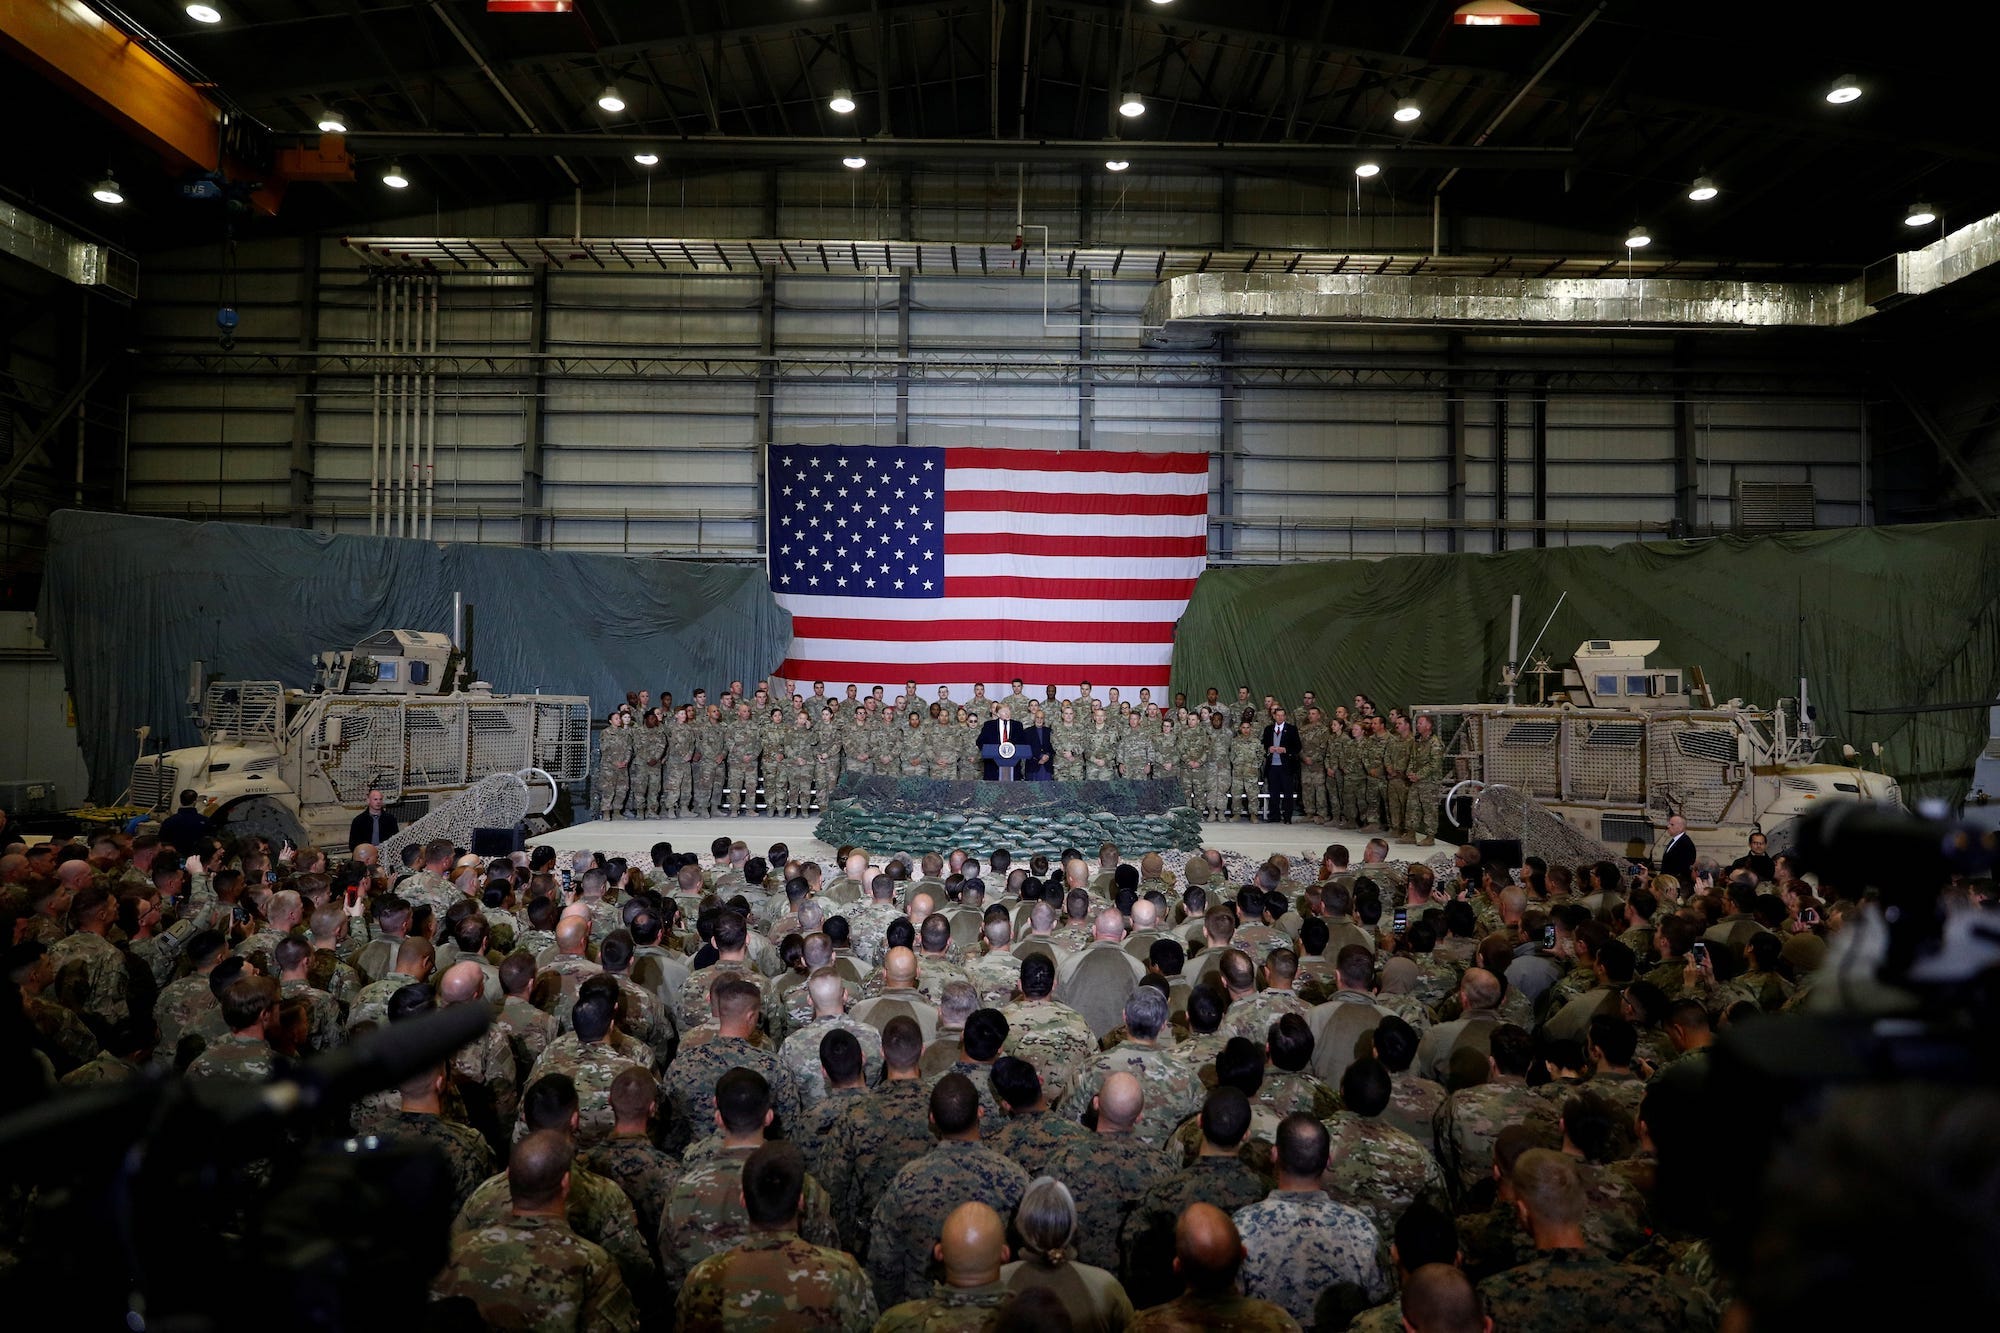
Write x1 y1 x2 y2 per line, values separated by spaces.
1330 721 1361 827
891 712 926 778
873 1201 1015 1333
46 885 130 1030
1043 1073 1176 1271
631 710 667 817
693 705 727 815
1083 707 1121 779
1202 712 1234 817
581 1067 681 1252
1001 680 1036 721
1063 1015 1203 1150
661 977 797 1151
595 710 634 820
809 707 843 811
1300 708 1333 824
723 704 761 817
1320 1060 1451 1241
865 712 897 777
389 1063 496 1210
676 1143 879 1332
776 712 812 816
838 705 873 777
185 975 281 1084
1408 713 1445 846
1052 701 1083 779
1227 720 1263 821
864 1074 1031 1306
1355 718 1389 830
986 1055 1091 1177
997 957 1100 1107
1433 1028 1560 1203
433 1131 637 1332
519 983 646 1148
1118 1087 1274 1308
820 1018 940 1254
1128 1203 1304 1333
923 709 957 780
1383 716 1415 838
1235 1116 1390 1329
752 708 785 815
661 706 697 817
1117 711 1157 779
780 973 886 1109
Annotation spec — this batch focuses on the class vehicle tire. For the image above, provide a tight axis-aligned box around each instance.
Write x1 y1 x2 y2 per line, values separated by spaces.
216 795 308 849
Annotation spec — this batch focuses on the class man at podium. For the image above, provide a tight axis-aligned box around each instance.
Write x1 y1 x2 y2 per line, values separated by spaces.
977 704 1027 781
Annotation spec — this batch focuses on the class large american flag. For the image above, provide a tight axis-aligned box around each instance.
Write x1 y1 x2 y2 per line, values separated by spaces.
766 445 1209 696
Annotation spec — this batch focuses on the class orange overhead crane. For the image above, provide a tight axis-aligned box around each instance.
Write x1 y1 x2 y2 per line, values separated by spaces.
0 0 352 215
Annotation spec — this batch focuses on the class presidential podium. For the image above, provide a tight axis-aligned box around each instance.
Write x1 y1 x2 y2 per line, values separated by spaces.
980 742 1023 782
815 774 1202 858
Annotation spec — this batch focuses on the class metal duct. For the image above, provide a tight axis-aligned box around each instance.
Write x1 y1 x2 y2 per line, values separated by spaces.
0 201 138 299
1143 209 2000 339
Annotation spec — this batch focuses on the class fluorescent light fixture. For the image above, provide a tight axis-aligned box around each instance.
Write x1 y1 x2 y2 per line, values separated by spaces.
1687 175 1718 202
597 86 626 113
1118 91 1146 118
843 155 867 169
633 152 660 166
382 163 409 189
1394 98 1422 123
1624 225 1652 249
92 176 123 205
1354 162 1381 178
185 4 222 22
316 110 347 134
1453 1 1540 25
829 88 856 114
1106 159 1130 172
1826 75 1862 104
1905 202 1937 227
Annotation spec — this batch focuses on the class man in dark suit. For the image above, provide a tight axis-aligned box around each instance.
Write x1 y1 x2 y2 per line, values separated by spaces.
1261 707 1301 823
1658 813 1697 883
976 705 1027 781
1021 710 1056 782
159 789 214 856
347 787 400 851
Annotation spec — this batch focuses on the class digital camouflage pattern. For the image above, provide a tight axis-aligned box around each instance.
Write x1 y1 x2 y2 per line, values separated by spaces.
1042 1131 1176 1271
1255 1070 1342 1122
1128 1290 1304 1333
987 1108 1092 1179
1380 1071 1448 1156
184 1032 277 1084
457 1164 656 1298
1319 1112 1451 1241
1222 989 1312 1045
819 1079 936 1253
521 1035 646 1148
778 1013 884 1109
580 1134 681 1248
1476 1247 1691 1333
1234 1190 1389 1329
388 1110 495 1211
433 1210 636 1333
1434 1076 1561 1200
996 998 1099 1105
1117 1156 1274 1309
656 1144 838 1289
873 1280 1013 1333
1063 1042 1203 1149
864 1140 1031 1306
675 1230 878 1332
45 930 130 1028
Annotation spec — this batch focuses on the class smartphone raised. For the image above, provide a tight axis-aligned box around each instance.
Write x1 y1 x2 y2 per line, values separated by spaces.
1542 923 1558 949
1690 941 1709 966
1392 907 1408 936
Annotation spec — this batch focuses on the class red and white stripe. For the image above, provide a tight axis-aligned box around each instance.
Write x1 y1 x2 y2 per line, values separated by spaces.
774 447 1208 697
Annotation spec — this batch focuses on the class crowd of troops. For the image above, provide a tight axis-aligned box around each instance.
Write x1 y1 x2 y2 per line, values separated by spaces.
2 800 1874 1331
592 680 1449 844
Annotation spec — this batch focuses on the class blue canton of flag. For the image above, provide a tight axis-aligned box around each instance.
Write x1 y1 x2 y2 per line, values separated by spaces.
767 445 948 600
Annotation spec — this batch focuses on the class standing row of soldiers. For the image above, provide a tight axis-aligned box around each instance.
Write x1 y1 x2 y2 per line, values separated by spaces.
588 684 1447 843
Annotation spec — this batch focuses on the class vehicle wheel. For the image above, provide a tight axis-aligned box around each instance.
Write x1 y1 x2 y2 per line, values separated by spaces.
217 796 308 849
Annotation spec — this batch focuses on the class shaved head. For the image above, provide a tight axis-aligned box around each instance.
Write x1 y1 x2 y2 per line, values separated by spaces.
1093 908 1126 941
1096 1071 1144 1130
1174 1203 1246 1294
438 960 485 1005
508 1129 573 1209
936 1201 1008 1287
1403 1264 1485 1333
555 916 590 954
807 969 847 1015
394 936 435 976
883 946 918 986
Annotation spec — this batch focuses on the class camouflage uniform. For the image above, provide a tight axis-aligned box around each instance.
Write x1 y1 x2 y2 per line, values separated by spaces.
1584 1070 1649 1126
1255 1070 1342 1122
28 995 102 1071
185 1032 277 1084
758 719 789 813
997 998 1100 1107
820 1079 936 1253
812 723 843 812
798 1084 870 1187
1227 730 1263 819
1043 1131 1176 1271
989 1108 1092 1179
498 993 557 1075
1063 1042 1203 1150
581 1134 680 1250
1409 728 1445 842
1434 1076 1561 1202
434 1211 636 1332
388 1109 495 1210
458 1163 656 1300
779 1014 885 1109
596 723 635 819
46 930 130 1029
630 720 666 816
1234 1190 1389 1329
661 715 697 816
1380 1070 1449 1157
657 1144 838 1289
675 962 768 1035
1319 1111 1451 1241
59 1050 140 1087
922 1059 1006 1133
1477 1248 1691 1333
925 720 959 781
1223 988 1312 1047
692 718 726 815
875 1281 1012 1333
1333 730 1363 826
1083 723 1120 780
1300 719 1333 822
677 1230 878 1332
870 718 901 777
1356 730 1388 828
520 1035 645 1148
1116 724 1157 779
724 717 762 817
660 1035 798 1153
962 950 1024 1010
1202 722 1233 816
1127 1290 1303 1333
864 1140 1031 1305
1118 1155 1274 1308
279 978 343 1054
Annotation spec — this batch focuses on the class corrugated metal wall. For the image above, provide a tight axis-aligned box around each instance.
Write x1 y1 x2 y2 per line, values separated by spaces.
120 170 1872 560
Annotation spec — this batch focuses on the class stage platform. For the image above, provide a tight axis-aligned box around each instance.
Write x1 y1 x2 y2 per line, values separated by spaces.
529 812 1443 874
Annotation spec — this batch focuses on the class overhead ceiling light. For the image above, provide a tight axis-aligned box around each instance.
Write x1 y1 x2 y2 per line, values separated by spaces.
1106 159 1130 172
1624 225 1652 249
1825 75 1862 104
1393 98 1423 123
1118 91 1146 118
382 162 409 189
597 85 626 113
1905 202 1937 227
1686 175 1719 202
633 151 660 166
185 4 223 22
91 175 123 205
829 88 856 114
1354 162 1381 178
1453 1 1540 25
316 110 347 134
843 155 867 169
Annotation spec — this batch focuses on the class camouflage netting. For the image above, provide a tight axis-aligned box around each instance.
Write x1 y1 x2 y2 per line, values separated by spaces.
1467 783 1617 869
815 776 1204 858
378 772 532 864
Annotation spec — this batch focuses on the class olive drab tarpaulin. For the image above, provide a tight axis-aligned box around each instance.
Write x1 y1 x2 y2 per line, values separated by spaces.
1170 519 2000 809
38 511 792 804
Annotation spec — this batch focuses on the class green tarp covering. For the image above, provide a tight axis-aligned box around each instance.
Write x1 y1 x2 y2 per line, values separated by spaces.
1171 520 2000 809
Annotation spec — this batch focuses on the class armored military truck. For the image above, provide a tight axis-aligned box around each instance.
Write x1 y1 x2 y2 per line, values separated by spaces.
123 629 591 849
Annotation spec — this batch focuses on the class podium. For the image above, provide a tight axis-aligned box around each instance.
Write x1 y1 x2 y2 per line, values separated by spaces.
980 742 1023 782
